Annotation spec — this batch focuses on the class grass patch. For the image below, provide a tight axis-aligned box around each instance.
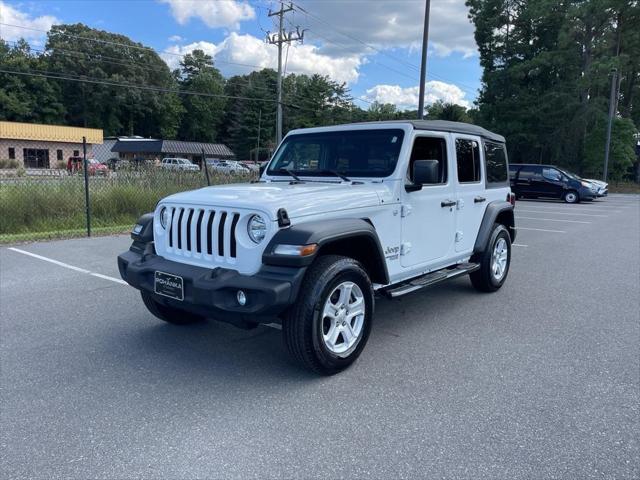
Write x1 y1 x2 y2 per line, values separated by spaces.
608 181 640 194
0 168 254 243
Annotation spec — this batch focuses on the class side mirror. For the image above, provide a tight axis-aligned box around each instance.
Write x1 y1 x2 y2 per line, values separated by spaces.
412 159 440 185
259 164 266 175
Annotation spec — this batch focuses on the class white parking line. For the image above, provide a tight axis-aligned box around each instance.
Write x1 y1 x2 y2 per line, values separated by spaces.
517 204 621 212
8 247 127 285
513 243 528 247
516 216 591 224
516 209 606 217
515 227 566 233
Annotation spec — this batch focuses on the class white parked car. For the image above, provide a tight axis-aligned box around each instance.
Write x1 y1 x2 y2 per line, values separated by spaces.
119 120 516 374
210 160 250 175
160 157 200 172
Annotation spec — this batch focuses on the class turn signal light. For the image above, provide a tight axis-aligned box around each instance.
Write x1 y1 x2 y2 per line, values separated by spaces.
273 243 318 256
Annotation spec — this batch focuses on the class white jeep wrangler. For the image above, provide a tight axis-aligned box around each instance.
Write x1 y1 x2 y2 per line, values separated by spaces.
118 120 516 374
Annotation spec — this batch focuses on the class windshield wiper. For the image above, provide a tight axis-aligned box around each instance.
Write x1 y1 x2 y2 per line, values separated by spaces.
319 169 351 182
274 169 303 182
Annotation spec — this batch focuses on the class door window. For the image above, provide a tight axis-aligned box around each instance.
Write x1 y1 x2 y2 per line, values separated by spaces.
455 139 481 183
408 137 447 184
542 167 561 181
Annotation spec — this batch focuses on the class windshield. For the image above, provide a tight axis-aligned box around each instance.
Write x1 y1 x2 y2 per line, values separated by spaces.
561 169 581 180
267 129 405 178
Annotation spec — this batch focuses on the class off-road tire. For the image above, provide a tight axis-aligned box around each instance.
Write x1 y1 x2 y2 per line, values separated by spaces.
564 190 579 203
470 223 511 293
141 291 204 325
283 255 374 375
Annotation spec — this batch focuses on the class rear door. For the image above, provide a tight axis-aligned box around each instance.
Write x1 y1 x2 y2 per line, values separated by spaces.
514 166 536 195
452 135 485 253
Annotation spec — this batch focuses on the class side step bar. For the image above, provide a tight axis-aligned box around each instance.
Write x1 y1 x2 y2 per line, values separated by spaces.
383 262 480 298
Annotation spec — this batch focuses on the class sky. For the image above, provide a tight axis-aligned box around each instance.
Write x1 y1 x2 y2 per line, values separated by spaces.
0 0 483 111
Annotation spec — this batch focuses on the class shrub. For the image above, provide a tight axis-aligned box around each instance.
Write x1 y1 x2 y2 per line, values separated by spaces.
0 159 19 169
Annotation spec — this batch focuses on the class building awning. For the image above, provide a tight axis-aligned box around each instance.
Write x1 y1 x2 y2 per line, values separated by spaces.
0 121 103 144
111 139 234 157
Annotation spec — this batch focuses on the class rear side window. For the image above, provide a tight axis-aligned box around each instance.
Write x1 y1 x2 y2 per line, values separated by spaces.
485 141 508 184
456 139 481 183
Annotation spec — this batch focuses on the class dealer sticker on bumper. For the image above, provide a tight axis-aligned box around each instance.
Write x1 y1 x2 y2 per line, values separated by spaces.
154 271 184 301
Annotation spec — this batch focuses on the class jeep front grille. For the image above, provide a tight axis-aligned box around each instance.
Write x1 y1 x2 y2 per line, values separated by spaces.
165 207 240 259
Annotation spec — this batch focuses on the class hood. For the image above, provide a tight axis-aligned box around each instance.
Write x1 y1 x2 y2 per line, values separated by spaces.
161 181 392 220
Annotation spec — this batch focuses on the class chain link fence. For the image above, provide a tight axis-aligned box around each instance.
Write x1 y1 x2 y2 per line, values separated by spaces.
0 166 256 243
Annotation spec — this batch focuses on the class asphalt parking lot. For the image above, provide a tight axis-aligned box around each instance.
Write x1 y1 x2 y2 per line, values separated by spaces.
1 194 639 479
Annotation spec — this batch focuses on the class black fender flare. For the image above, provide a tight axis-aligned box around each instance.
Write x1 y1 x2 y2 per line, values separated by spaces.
131 212 154 243
263 218 389 284
473 201 515 253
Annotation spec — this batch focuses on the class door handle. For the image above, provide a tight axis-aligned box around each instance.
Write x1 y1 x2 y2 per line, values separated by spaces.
441 200 456 208
474 196 486 203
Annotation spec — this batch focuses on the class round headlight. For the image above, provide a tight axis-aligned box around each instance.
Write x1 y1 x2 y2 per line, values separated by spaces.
247 214 267 243
159 207 170 229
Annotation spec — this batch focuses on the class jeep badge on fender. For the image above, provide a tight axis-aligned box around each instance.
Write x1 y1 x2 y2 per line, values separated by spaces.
118 120 516 375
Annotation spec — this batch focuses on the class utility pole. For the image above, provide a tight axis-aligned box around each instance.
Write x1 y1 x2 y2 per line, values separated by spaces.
256 108 262 163
603 68 617 182
417 0 431 119
267 2 303 145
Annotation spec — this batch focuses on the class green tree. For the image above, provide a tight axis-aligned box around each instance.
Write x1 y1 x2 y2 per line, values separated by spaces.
44 23 182 137
467 0 639 178
177 50 226 142
425 101 472 122
0 39 65 123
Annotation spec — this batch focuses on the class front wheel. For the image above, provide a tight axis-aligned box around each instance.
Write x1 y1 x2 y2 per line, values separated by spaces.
283 255 374 375
470 224 511 292
564 190 579 203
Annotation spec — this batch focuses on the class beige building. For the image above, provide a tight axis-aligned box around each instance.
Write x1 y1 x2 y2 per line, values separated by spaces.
0 121 103 168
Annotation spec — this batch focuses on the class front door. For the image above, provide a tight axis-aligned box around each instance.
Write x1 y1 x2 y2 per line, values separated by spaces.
539 167 565 199
401 133 456 268
452 135 486 253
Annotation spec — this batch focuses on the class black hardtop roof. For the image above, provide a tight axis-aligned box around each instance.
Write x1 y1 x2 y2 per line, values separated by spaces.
348 120 505 143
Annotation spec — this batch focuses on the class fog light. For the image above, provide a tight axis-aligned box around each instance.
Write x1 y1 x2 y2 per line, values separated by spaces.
237 290 247 306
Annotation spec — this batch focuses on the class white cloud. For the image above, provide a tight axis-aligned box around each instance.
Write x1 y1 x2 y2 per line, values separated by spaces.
297 0 477 58
168 34 184 42
0 1 59 45
164 33 363 85
159 0 254 30
362 81 471 111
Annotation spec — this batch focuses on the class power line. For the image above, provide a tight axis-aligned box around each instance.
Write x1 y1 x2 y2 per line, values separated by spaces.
0 68 320 113
1 23 269 71
4 39 362 112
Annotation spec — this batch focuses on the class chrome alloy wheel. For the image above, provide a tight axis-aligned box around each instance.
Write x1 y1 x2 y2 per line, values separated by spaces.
491 237 509 281
321 281 366 357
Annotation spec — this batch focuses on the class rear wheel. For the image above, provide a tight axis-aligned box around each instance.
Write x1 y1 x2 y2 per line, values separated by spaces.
283 255 374 375
141 292 204 325
564 190 579 203
470 224 511 292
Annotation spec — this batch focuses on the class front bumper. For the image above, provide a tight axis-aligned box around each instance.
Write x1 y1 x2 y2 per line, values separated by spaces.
578 186 595 200
117 248 306 324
